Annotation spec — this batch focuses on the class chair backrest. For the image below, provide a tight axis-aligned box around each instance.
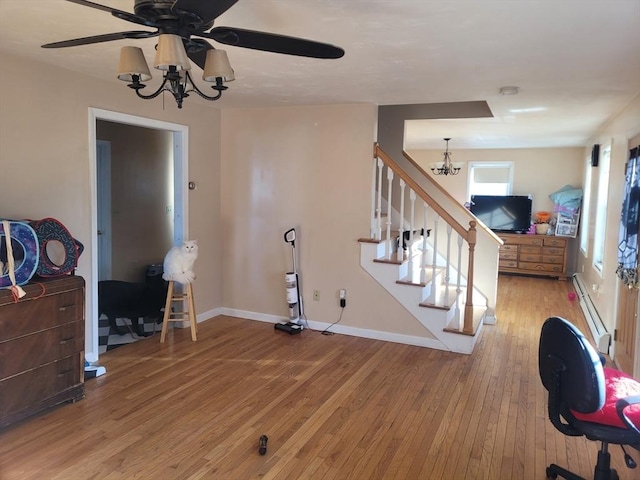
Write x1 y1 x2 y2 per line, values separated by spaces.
538 316 605 414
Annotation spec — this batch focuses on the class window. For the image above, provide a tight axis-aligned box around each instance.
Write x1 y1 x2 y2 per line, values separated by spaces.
580 154 593 254
592 145 611 273
468 162 514 198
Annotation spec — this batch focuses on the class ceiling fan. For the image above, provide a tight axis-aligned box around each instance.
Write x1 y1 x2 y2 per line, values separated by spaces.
42 0 345 61
42 0 345 107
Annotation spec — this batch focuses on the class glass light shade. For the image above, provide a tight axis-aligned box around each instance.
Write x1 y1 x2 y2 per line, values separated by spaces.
202 49 235 82
117 46 152 82
153 34 191 71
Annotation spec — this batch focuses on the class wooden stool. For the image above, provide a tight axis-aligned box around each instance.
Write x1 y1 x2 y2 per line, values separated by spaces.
160 281 197 342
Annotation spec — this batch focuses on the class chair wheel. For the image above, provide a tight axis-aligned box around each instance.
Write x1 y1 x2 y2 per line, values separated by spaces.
545 467 557 479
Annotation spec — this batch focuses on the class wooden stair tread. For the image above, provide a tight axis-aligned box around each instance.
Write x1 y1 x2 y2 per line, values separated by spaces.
443 306 486 336
397 265 444 287
419 285 461 310
358 237 382 244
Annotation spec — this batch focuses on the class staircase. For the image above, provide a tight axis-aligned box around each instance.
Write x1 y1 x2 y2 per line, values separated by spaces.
358 144 502 354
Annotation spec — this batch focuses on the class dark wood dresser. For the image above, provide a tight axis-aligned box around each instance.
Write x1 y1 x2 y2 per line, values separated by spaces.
0 276 85 429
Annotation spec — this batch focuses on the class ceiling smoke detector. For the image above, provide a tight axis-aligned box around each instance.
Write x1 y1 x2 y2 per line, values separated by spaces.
499 86 520 96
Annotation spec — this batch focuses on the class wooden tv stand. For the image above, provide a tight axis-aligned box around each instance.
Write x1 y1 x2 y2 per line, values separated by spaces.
497 233 568 280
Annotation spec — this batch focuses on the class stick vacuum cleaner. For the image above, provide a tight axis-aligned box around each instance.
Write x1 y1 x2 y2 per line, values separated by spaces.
274 228 304 335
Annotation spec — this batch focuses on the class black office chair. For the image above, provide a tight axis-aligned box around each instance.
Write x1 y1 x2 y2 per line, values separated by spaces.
539 316 640 480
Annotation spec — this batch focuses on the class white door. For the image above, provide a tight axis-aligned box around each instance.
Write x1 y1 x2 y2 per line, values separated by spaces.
96 140 112 281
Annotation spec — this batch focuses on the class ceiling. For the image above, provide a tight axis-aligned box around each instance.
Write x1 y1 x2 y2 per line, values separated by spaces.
0 0 638 149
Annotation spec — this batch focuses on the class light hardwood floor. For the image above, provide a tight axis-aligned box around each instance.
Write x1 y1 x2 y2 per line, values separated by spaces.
0 275 637 479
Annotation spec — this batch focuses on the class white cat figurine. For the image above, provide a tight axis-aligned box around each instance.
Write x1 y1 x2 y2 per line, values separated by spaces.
162 240 198 284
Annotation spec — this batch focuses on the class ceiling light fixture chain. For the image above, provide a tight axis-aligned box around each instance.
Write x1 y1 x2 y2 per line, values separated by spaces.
431 138 461 176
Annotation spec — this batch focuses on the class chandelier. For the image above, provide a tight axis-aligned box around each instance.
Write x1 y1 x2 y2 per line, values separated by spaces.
116 34 234 109
431 138 461 176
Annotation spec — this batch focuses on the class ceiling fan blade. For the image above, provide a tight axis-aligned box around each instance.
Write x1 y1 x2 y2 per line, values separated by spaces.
42 31 158 49
185 40 214 70
65 0 157 28
172 0 239 24
203 27 345 59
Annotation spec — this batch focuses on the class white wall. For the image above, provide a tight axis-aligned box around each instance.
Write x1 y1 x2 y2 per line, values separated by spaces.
220 105 436 338
578 95 640 371
0 51 223 361
406 147 584 216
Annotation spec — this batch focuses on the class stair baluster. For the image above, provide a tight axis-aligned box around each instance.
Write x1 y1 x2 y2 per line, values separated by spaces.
385 167 394 260
371 157 380 239
408 189 416 271
421 201 429 284
397 179 406 262
375 157 383 240
444 224 453 305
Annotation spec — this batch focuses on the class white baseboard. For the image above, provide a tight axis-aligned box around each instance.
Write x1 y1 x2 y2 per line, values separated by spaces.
572 273 611 353
172 307 222 329
220 307 445 349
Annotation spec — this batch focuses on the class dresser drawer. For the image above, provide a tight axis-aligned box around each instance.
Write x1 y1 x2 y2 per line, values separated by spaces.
543 237 567 247
519 262 565 273
0 321 83 378
520 254 543 262
543 246 564 255
500 235 543 246
0 355 82 422
500 252 518 261
520 245 542 254
0 289 83 340
542 255 564 264
499 259 518 268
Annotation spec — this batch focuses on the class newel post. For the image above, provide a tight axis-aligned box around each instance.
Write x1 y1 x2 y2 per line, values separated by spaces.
463 221 477 334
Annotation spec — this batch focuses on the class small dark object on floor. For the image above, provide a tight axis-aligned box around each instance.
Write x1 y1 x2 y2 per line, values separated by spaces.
99 280 168 336
274 322 302 335
258 435 268 455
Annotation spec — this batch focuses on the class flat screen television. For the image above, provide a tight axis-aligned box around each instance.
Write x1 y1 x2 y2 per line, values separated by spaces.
470 195 533 233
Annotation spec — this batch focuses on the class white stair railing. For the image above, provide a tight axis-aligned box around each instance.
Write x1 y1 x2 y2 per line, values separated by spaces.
369 144 480 334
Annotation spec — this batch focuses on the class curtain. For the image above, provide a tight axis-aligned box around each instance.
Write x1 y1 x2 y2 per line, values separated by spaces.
616 146 640 287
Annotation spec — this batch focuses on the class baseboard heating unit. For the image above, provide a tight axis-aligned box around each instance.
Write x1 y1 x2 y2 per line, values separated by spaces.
572 274 611 354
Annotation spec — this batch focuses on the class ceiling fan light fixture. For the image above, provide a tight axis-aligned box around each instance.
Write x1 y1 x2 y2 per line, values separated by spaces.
153 34 191 71
202 49 235 83
117 37 234 108
117 46 152 82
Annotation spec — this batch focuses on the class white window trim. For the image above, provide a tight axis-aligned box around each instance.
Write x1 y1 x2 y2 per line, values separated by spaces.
592 144 611 275
580 154 592 255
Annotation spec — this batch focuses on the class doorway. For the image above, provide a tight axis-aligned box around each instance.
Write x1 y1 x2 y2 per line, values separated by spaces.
87 108 189 362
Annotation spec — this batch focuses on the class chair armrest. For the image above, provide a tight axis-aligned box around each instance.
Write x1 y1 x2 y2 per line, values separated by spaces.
616 394 640 435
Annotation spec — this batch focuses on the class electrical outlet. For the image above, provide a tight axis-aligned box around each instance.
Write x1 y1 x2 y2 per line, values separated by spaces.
313 290 320 301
